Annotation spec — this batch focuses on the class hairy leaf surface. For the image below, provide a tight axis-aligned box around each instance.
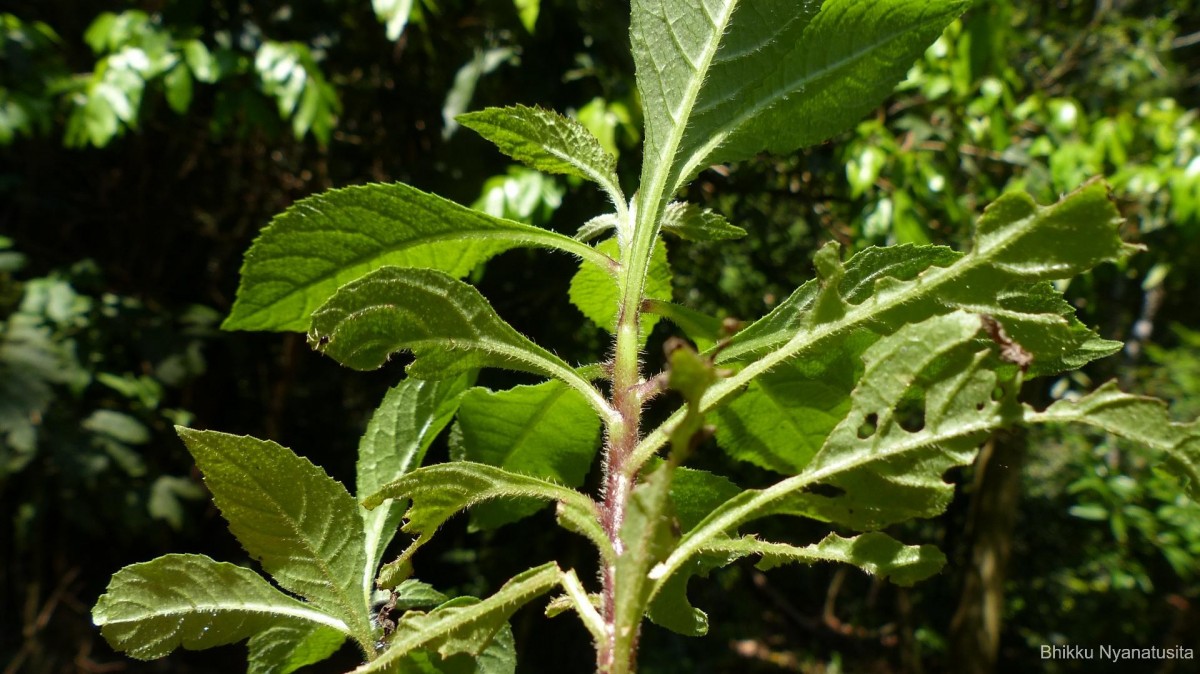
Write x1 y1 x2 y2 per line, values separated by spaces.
1026 382 1200 499
651 312 1016 605
451 381 602 529
354 563 561 674
569 238 671 336
458 105 621 200
309 267 609 417
359 375 471 602
659 202 745 241
631 183 1135 474
176 428 372 641
246 622 347 674
631 0 968 211
223 183 609 332
363 462 606 586
93 554 348 661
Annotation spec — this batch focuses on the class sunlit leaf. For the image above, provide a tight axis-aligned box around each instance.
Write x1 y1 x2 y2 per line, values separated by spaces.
93 554 348 661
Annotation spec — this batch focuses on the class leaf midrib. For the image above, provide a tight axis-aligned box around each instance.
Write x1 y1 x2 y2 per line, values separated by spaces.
675 8 956 190
222 448 367 640
234 224 612 329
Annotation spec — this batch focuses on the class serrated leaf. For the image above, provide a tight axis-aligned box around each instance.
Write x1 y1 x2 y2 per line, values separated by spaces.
93 554 349 661
354 563 561 674
724 184 1134 366
246 622 346 674
309 267 608 417
451 381 602 529
176 428 372 642
458 106 621 199
359 375 471 602
569 238 671 337
1026 382 1200 500
650 312 1016 600
223 183 609 332
632 0 968 216
630 184 1136 473
363 463 607 586
660 202 745 241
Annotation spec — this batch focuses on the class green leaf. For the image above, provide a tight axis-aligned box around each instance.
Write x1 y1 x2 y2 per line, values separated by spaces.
308 267 611 418
1026 382 1200 500
642 300 723 351
362 462 606 586
93 554 348 661
569 238 671 336
359 375 472 602
614 463 677 646
669 466 741 533
652 313 1014 593
354 563 561 674
176 428 372 644
451 381 602 529
223 182 610 332
714 332 873 474
458 106 621 201
704 532 946 586
660 202 745 241
632 0 968 212
631 183 1135 473
246 623 346 674
399 624 517 674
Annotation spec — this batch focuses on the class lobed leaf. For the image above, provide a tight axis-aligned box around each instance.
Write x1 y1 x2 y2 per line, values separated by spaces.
309 267 611 418
1026 382 1200 500
632 183 1136 475
176 428 372 642
363 462 608 586
705 532 946 586
354 563 561 674
457 105 622 201
223 183 610 332
358 375 472 603
93 554 348 661
649 312 1017 609
451 381 603 529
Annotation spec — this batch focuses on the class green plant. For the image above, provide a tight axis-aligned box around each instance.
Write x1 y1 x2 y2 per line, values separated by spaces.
92 2 1200 674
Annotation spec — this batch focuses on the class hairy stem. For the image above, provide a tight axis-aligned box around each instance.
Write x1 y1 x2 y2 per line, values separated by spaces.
597 196 664 674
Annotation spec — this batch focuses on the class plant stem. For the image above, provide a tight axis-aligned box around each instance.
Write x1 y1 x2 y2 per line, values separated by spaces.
597 198 663 674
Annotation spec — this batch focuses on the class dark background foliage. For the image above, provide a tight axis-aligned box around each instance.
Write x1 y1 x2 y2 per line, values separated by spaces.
3 1 1200 672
